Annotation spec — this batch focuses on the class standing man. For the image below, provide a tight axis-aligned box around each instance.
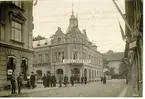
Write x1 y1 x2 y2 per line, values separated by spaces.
70 75 74 86
64 75 68 87
30 72 36 88
103 75 106 84
10 72 16 94
50 74 53 87
46 73 51 87
42 74 47 88
100 76 103 83
17 73 23 94
81 76 84 84
58 74 63 87
84 76 87 84
52 74 56 87
27 74 31 89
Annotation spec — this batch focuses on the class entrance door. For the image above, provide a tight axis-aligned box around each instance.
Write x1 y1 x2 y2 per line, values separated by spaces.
71 68 80 83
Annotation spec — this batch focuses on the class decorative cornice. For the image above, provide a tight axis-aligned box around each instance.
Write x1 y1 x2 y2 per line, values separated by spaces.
9 11 26 24
0 41 34 53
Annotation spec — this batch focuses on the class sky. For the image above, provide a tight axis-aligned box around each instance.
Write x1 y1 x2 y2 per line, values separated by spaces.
33 0 125 53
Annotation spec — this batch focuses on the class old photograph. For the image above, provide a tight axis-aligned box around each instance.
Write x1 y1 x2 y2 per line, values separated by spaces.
0 0 143 97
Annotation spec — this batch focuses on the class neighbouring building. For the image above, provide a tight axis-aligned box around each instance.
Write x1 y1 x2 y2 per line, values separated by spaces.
103 50 124 75
0 1 34 88
124 0 143 96
33 11 103 82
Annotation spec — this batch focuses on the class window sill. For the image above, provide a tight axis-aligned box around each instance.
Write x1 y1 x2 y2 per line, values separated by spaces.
10 39 24 45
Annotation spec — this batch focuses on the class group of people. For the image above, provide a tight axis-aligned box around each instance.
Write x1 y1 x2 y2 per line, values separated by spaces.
42 73 56 88
42 74 79 88
100 76 107 84
10 73 23 94
10 72 36 94
81 76 87 84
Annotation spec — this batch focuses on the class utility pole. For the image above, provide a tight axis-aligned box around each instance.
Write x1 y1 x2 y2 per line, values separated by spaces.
54 61 55 76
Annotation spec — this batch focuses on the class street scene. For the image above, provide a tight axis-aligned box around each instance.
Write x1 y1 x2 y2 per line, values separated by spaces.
0 0 143 97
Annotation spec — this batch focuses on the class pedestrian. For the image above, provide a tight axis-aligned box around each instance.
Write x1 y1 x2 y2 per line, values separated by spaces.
100 76 103 83
81 76 84 84
27 75 31 89
84 76 87 84
50 74 53 87
103 75 106 84
58 74 63 87
17 73 23 94
42 74 47 88
64 75 68 86
52 75 56 87
46 73 51 87
10 72 16 94
30 72 36 88
70 75 74 86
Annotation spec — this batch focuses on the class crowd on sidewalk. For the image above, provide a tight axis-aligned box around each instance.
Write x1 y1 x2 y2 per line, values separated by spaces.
8 71 107 96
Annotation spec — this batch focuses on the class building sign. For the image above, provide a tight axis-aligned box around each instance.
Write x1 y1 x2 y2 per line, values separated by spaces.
129 40 137 49
8 69 13 75
63 59 91 64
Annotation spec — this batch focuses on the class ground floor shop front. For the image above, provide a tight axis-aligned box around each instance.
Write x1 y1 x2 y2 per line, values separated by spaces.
34 62 103 83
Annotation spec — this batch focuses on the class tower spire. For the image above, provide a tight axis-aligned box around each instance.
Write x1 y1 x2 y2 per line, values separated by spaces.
72 0 74 15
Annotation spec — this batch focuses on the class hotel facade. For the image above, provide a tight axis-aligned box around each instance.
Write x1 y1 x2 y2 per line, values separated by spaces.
33 11 103 82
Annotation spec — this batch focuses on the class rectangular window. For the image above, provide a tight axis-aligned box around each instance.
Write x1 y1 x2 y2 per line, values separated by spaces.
55 52 57 61
45 54 49 62
62 51 64 60
39 54 42 63
58 37 61 44
11 21 22 42
58 52 61 60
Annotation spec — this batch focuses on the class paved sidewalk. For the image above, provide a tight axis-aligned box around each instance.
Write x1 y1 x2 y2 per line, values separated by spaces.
0 85 59 97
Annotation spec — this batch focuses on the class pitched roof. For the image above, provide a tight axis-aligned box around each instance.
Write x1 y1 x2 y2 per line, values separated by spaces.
103 51 124 61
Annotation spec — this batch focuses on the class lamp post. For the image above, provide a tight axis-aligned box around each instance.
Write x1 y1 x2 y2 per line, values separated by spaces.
54 61 55 76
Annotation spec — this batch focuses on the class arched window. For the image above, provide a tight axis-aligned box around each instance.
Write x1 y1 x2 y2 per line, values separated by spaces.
56 69 63 75
7 56 16 80
21 58 28 80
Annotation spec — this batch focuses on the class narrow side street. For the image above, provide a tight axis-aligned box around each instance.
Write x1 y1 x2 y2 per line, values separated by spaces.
13 79 127 97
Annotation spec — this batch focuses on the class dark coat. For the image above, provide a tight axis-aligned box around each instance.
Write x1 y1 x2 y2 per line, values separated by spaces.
10 75 16 84
70 76 74 84
42 76 47 86
64 76 68 84
30 75 35 82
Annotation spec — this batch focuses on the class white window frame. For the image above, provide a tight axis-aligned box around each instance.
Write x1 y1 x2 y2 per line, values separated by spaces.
11 20 22 42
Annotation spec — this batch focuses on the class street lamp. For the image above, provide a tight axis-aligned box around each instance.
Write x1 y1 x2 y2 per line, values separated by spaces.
54 61 56 76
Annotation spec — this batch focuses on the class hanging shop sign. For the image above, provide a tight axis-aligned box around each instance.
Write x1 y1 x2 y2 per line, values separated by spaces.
129 40 137 49
7 69 13 75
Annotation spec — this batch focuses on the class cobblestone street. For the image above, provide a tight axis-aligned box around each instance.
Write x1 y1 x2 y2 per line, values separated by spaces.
13 79 127 97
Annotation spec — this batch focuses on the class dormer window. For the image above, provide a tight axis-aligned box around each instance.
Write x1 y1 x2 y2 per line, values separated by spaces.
58 37 61 44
